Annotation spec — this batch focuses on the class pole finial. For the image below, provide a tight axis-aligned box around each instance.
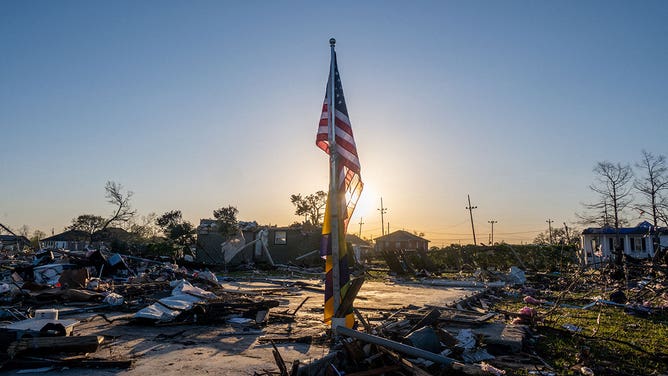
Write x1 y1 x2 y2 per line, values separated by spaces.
329 38 336 46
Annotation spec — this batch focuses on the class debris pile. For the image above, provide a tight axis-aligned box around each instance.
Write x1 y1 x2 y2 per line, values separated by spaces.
0 248 285 373
2 243 667 375
263 287 539 376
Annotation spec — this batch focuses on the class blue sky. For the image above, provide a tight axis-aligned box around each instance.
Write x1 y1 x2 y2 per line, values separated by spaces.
1 1 667 244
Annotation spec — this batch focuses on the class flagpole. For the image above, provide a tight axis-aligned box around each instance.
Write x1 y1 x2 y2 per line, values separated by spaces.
328 37 342 325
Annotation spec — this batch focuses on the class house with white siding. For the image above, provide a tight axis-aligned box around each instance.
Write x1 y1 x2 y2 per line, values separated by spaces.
580 221 668 265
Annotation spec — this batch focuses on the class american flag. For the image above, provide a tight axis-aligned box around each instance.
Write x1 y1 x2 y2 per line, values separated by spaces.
317 49 363 327
316 51 363 233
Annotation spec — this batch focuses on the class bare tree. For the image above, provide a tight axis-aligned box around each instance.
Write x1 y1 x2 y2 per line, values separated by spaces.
577 198 616 227
634 150 668 227
589 161 633 229
582 161 633 265
18 224 30 237
101 181 136 231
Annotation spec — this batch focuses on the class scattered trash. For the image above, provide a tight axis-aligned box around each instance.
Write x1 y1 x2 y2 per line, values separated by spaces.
481 361 506 375
506 266 526 285
580 366 595 375
562 323 583 333
405 326 441 353
1 240 666 375
455 328 477 351
228 317 253 325
523 295 544 305
103 292 124 306
462 348 495 362
33 309 58 320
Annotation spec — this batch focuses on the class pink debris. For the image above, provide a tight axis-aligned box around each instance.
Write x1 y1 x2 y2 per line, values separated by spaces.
518 306 537 317
523 295 543 305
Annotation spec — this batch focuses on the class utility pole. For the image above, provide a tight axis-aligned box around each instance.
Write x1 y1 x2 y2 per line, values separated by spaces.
358 217 364 238
378 197 388 236
546 219 554 244
563 222 570 244
488 220 497 244
466 195 477 245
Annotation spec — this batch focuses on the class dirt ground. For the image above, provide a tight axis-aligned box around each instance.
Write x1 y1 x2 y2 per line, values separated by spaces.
1 279 482 376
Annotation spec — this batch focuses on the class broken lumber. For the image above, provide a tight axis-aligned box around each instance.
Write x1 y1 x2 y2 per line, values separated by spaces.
335 326 455 366
271 341 288 376
3 358 132 370
407 308 441 333
7 336 104 358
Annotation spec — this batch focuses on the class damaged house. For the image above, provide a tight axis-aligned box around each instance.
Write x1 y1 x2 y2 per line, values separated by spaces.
374 230 434 274
345 233 374 263
195 221 322 267
195 220 261 265
580 221 668 265
41 228 133 252
0 234 30 252
41 230 90 251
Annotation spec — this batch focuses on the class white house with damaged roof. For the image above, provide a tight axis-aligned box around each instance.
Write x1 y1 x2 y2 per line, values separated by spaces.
580 221 668 265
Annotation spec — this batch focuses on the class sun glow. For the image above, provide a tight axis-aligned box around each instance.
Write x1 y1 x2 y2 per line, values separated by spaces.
351 182 378 224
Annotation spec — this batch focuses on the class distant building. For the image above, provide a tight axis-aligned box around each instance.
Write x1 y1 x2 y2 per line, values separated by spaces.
195 220 322 266
580 221 668 265
41 230 90 251
40 227 133 251
195 219 260 265
373 230 430 252
345 233 374 262
0 234 30 251
265 226 322 264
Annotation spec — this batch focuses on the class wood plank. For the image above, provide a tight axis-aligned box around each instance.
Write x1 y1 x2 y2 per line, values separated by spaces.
7 336 104 358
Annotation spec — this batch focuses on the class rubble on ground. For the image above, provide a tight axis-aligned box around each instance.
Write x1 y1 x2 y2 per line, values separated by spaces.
1 246 666 375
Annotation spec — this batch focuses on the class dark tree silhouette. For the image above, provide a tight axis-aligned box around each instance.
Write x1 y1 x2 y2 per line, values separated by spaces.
213 205 239 237
67 214 106 236
156 210 195 247
290 190 327 226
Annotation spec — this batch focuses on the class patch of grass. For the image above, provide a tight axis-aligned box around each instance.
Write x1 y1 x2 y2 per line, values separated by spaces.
363 269 390 281
497 292 668 375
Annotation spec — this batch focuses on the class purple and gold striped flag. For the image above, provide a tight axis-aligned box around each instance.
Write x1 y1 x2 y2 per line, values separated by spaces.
316 51 363 327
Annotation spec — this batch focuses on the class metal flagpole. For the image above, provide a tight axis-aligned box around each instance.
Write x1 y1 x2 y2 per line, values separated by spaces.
328 37 342 327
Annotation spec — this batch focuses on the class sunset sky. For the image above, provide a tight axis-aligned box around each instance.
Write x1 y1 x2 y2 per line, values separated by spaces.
1 1 667 245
